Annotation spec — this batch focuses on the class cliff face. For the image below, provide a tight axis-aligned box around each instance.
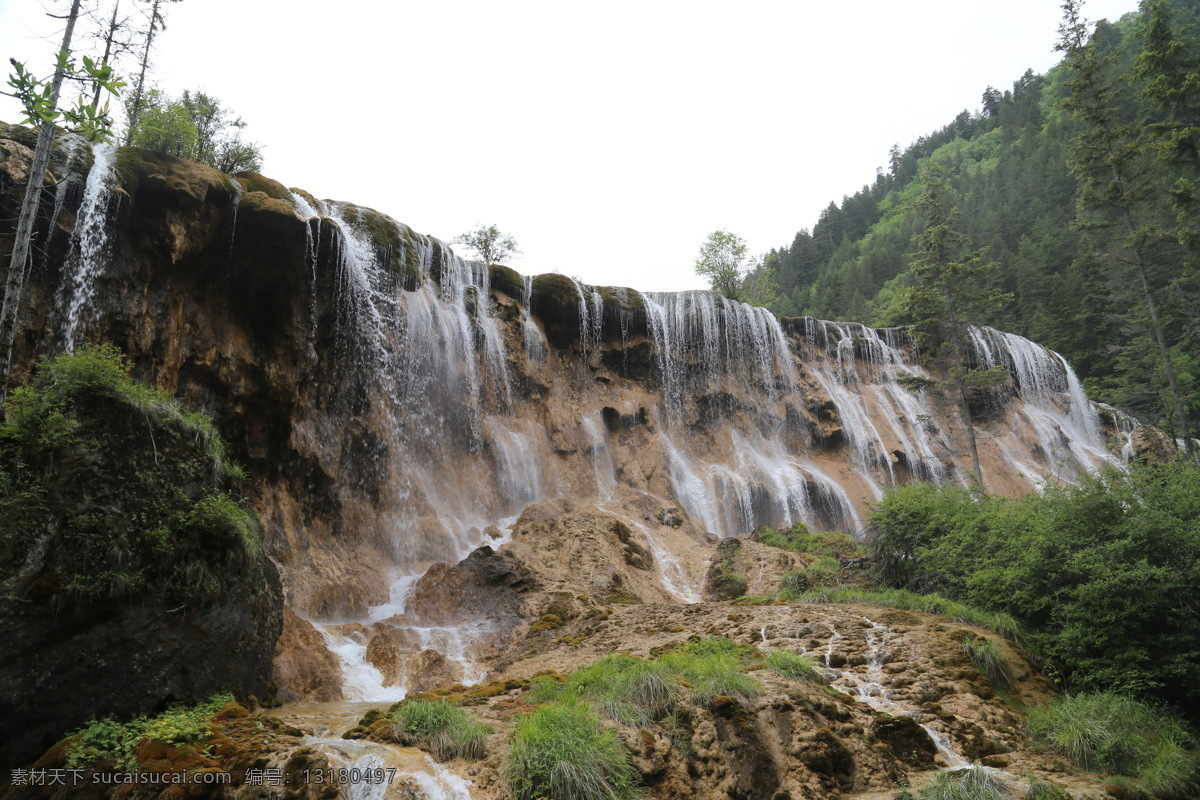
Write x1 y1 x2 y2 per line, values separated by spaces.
0 127 1134 629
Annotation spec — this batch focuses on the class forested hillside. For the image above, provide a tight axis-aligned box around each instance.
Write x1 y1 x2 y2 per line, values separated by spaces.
769 0 1200 437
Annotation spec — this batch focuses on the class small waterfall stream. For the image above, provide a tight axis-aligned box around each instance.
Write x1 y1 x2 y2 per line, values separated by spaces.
36 154 1144 706
58 142 117 351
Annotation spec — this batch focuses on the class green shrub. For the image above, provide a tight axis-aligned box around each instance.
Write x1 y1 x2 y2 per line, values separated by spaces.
918 767 1007 800
752 523 862 559
507 701 639 800
765 650 822 683
6 344 242 481
390 699 489 761
0 346 263 606
961 636 1012 690
66 693 235 771
867 465 1200 708
806 555 842 585
779 569 810 598
1026 692 1198 798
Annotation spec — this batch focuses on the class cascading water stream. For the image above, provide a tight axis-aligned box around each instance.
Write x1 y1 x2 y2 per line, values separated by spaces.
58 142 117 351
823 617 972 770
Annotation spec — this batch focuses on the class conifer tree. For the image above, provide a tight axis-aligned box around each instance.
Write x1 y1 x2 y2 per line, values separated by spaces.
907 162 1009 485
1057 0 1194 452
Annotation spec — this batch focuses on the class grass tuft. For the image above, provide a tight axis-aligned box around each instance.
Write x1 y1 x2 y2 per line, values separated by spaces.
918 767 1007 800
765 650 823 683
961 636 1012 690
1026 692 1198 798
507 701 640 800
788 585 1026 644
389 699 490 761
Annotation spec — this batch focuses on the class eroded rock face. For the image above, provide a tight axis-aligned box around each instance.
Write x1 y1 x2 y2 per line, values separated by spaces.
272 609 344 703
0 125 1143 629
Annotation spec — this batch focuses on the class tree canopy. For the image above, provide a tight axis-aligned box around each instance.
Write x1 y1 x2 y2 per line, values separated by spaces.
453 224 521 265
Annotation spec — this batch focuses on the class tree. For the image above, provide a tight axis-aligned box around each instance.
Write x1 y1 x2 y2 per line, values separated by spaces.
907 161 1009 485
693 230 748 300
739 254 782 309
0 0 123 397
123 0 182 147
1057 0 1195 453
128 88 263 173
452 224 520 265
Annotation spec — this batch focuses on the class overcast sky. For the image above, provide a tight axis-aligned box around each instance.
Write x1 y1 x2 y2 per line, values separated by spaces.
1 0 1140 292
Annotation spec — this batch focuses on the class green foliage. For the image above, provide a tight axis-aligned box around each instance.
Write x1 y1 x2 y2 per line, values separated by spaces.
867 463 1200 708
389 699 489 761
961 635 1012 691
0 345 261 605
66 717 142 771
1025 776 1071 800
453 224 520 265
530 655 679 728
128 88 263 173
507 700 640 800
764 650 822 683
918 768 1007 800
66 693 234 771
752 522 862 560
778 570 810 597
694 230 749 300
764 2 1200 433
5 344 242 481
657 639 762 706
1027 692 1198 798
7 53 125 142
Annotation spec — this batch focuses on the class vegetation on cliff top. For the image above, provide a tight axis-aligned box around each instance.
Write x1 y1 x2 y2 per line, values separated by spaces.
766 0 1200 436
0 344 262 605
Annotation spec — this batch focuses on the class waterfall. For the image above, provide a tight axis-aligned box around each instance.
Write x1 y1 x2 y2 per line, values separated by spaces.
58 142 118 352
969 326 1117 479
49 163 1142 704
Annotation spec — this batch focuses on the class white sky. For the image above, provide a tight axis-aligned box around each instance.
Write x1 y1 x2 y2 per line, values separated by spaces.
1 0 1140 293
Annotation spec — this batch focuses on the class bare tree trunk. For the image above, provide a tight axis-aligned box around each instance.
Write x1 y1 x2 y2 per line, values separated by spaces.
123 0 161 147
959 385 984 488
0 0 84 400
91 1 122 108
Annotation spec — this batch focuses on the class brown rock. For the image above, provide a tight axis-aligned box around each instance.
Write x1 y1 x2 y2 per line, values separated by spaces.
272 608 344 703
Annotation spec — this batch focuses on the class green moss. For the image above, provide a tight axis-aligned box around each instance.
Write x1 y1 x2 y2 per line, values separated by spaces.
531 272 584 306
488 263 525 296
0 345 263 606
231 171 292 201
114 147 235 205
597 285 646 313
238 190 296 217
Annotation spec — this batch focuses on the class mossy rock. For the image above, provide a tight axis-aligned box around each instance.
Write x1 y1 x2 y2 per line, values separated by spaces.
488 263 525 298
114 147 236 205
532 272 584 307
233 171 292 201
290 187 320 210
597 285 645 314
869 714 937 767
0 121 39 149
240 190 296 218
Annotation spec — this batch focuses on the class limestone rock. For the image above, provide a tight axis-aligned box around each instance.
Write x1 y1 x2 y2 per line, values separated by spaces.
272 608 344 703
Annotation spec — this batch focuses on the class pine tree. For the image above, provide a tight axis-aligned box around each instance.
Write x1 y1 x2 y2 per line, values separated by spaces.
1057 0 1195 452
907 162 1009 485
